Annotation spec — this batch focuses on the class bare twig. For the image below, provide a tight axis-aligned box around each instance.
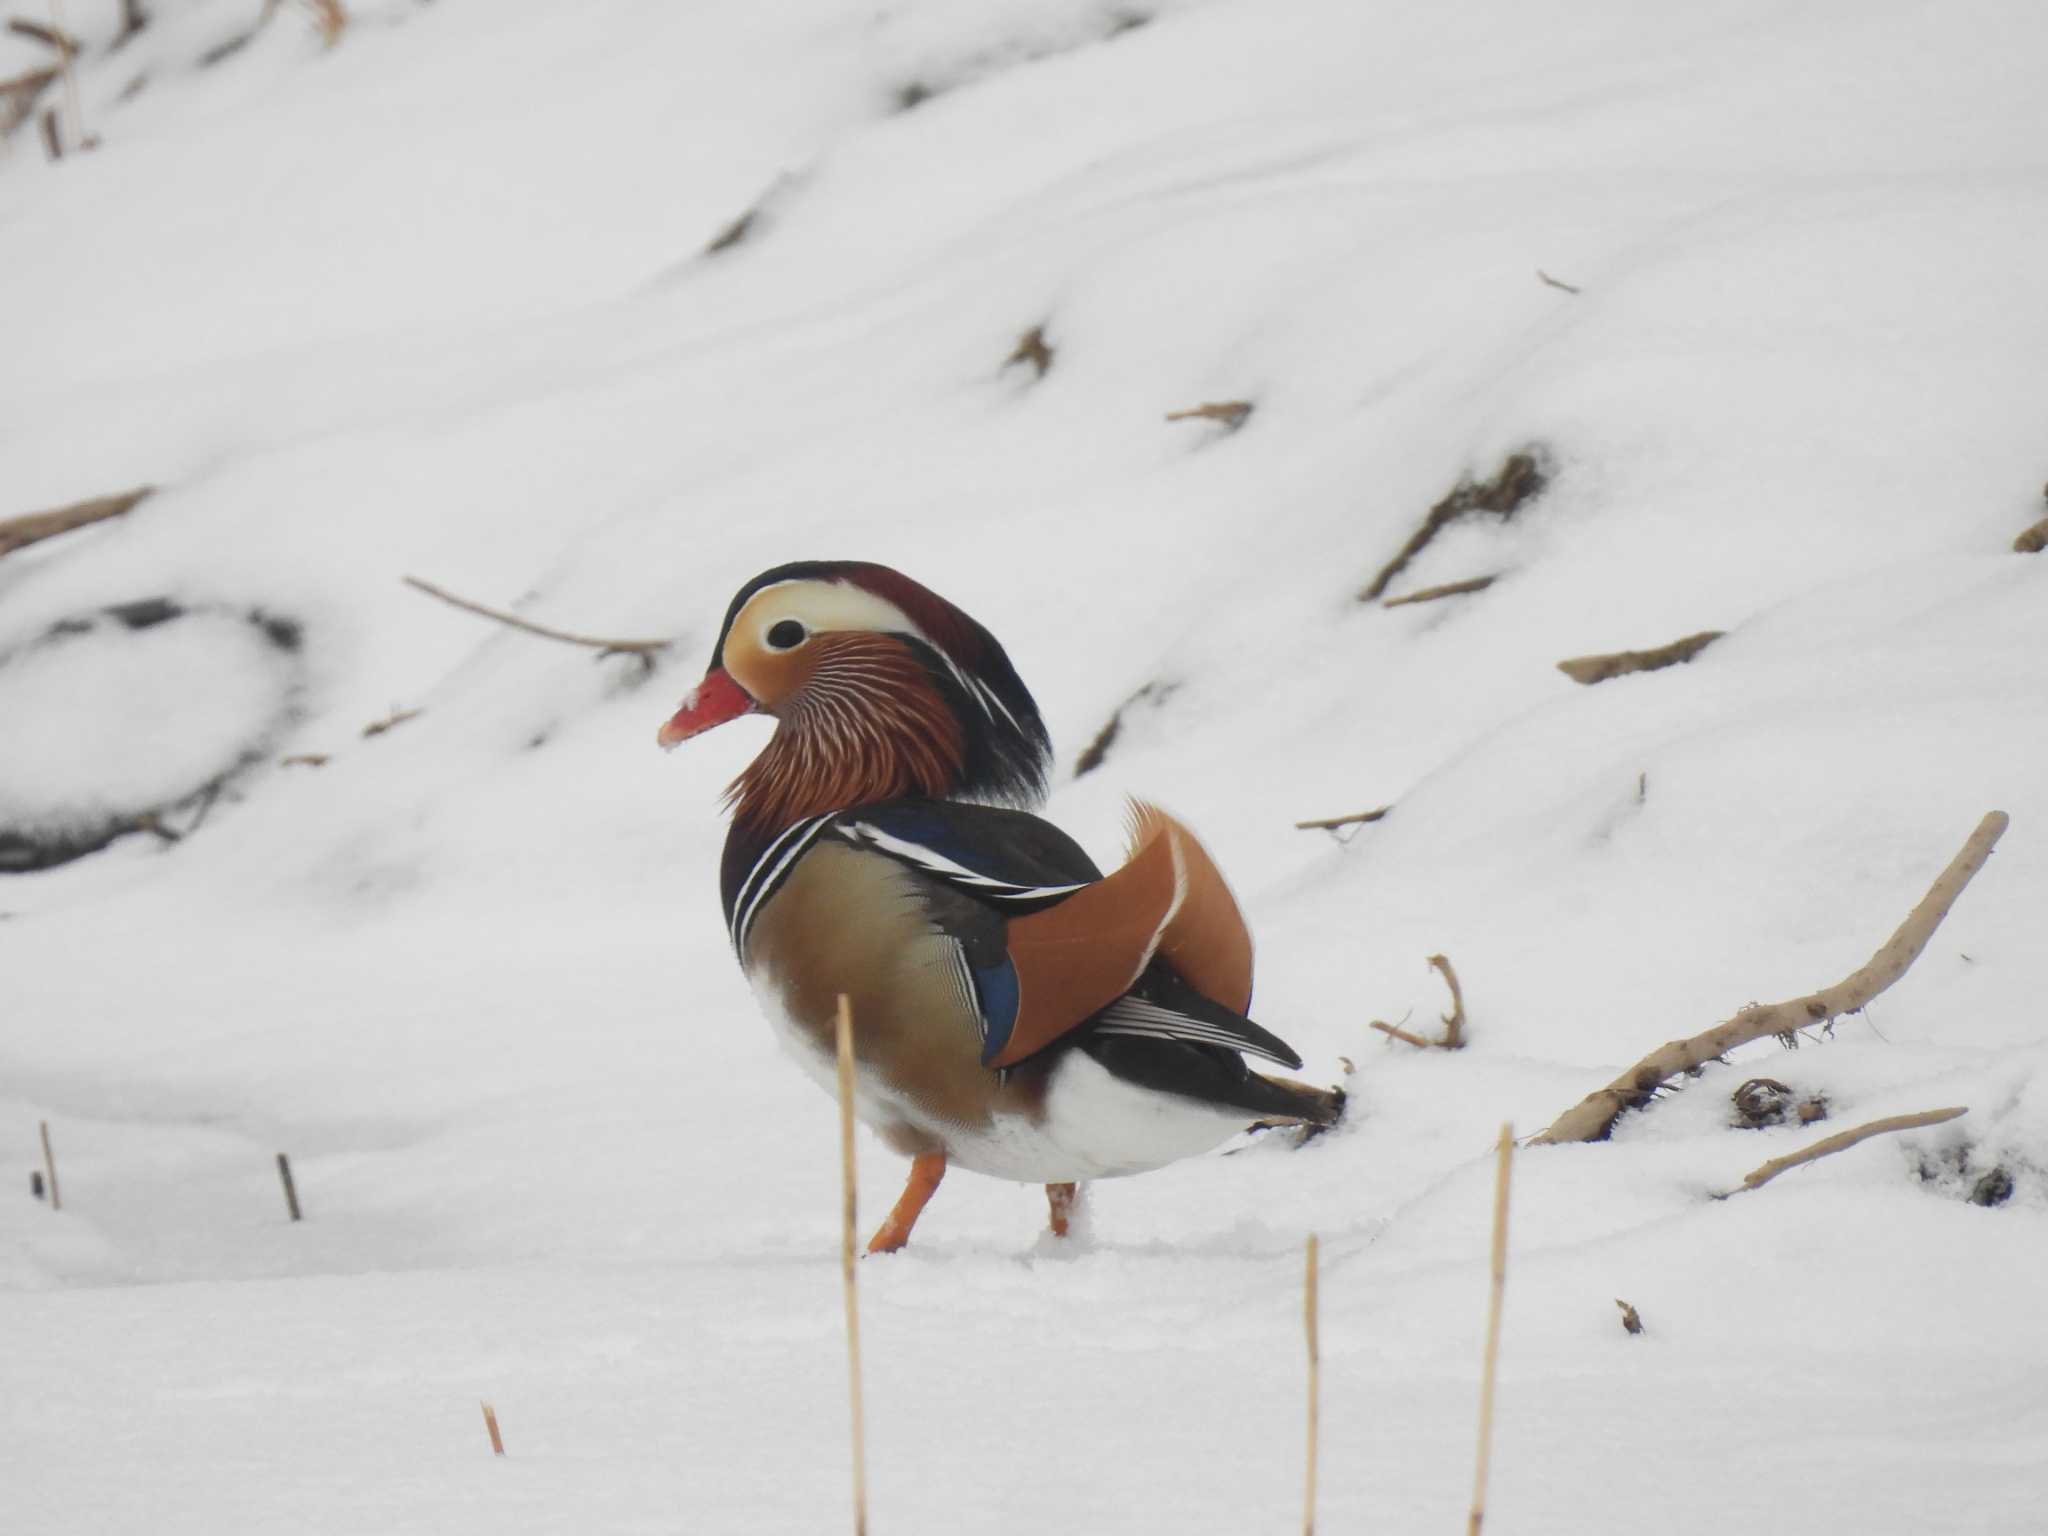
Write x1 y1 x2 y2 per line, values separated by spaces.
2015 517 2048 555
279 753 329 769
1361 450 1548 602
1383 575 1497 608
1303 1232 1320 1536
1165 400 1254 433
1294 806 1390 833
1536 270 1582 294
1534 811 2009 1144
7 17 77 53
1430 953 1467 1049
1615 1299 1643 1335
1370 1020 1432 1049
835 994 870 1536
1005 325 1054 379
0 65 61 137
401 575 670 661
1718 1106 1967 1198
1556 630 1723 685
38 1120 59 1212
0 487 153 560
1468 1124 1514 1536
276 1153 302 1221
361 706 421 739
481 1401 505 1456
37 102 58 158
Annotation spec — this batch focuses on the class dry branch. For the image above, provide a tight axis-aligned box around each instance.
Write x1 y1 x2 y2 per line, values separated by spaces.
361 706 421 739
0 487 153 560
481 1401 505 1456
1165 400 1254 432
834 995 870 1536
38 102 58 158
1533 811 2009 1144
1383 574 1497 608
1556 630 1723 685
1719 1106 1967 1198
402 574 670 661
2016 518 2048 555
1468 1125 1514 1536
6 17 77 53
1537 270 1582 294
1295 806 1390 833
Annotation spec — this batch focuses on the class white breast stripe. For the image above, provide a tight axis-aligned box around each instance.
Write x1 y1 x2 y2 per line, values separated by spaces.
838 821 1087 903
732 814 836 957
731 813 825 934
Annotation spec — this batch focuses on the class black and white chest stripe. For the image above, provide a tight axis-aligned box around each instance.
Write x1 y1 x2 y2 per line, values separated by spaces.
729 812 838 958
832 819 1086 911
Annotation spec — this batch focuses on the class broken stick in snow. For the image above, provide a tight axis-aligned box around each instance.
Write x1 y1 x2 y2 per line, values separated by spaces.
1718 1106 1967 1198
0 487 153 560
1294 806 1390 834
1556 630 1722 686
1165 400 1254 433
1383 575 1497 609
2015 518 2048 555
1533 811 2008 1144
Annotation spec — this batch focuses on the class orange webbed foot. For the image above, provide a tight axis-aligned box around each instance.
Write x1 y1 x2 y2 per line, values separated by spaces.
865 1151 946 1255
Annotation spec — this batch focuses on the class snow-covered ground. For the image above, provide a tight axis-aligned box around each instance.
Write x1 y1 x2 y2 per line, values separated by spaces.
4 1 2045 1529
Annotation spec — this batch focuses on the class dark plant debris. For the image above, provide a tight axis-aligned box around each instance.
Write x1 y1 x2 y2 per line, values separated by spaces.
1732 1077 1828 1129
1360 448 1550 601
1005 325 1054 380
1615 1299 1643 1335
1073 680 1178 778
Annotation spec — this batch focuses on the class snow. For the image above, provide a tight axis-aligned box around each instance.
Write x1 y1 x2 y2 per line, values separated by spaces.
4 0 2046 1530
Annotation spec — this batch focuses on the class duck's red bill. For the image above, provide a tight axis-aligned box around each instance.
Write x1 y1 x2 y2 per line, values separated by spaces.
657 667 757 749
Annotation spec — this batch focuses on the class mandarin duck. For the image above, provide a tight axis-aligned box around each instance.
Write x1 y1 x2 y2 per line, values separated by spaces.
659 561 1343 1252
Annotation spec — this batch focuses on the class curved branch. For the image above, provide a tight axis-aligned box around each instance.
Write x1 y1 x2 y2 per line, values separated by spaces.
1533 811 2009 1145
402 574 670 659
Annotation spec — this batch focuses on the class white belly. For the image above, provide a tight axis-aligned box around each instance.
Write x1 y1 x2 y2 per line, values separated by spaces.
749 967 1250 1183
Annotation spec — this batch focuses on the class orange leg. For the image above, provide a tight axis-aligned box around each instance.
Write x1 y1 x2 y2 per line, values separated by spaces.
866 1151 947 1254
1045 1181 1081 1238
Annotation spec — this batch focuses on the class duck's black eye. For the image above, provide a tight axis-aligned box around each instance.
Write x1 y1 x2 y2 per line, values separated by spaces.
765 619 807 651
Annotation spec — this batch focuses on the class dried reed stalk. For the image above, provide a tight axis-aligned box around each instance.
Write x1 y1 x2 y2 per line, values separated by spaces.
276 1153 302 1221
1303 1232 1320 1536
1467 1124 1514 1536
481 1401 505 1456
835 994 870 1536
39 1120 60 1211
